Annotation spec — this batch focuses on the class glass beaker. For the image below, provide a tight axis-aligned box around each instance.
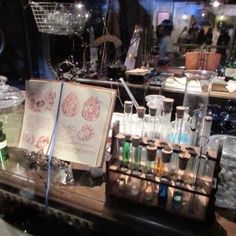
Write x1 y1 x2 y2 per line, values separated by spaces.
0 76 24 146
183 70 216 146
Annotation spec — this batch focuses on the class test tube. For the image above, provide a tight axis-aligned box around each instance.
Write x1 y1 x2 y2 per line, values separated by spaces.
123 101 133 135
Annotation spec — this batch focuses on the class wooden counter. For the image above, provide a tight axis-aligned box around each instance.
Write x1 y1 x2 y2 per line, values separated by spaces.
0 148 235 236
76 77 236 100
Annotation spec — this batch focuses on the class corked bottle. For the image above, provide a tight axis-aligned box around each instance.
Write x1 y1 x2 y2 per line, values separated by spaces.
135 106 146 137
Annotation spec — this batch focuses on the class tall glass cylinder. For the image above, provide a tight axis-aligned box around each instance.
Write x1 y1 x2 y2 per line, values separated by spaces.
183 70 215 146
123 101 133 135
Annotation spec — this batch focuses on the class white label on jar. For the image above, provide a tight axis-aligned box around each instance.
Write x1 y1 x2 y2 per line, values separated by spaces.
0 140 7 149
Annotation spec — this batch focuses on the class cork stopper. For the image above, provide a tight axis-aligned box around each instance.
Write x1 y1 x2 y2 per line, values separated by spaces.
124 101 133 113
116 133 125 145
146 145 157 161
137 106 146 118
162 147 173 163
204 116 213 122
148 105 157 117
179 152 191 170
163 98 174 113
176 106 186 119
132 135 141 147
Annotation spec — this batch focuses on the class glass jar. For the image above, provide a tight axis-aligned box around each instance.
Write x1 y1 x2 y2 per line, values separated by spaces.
0 76 24 146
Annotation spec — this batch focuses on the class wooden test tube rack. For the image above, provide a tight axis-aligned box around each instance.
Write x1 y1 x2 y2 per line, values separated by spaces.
105 122 222 222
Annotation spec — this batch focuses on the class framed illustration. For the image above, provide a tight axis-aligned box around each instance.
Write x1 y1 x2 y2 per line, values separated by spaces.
156 11 171 25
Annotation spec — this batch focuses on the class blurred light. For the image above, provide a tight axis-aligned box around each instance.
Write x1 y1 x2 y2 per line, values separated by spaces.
76 3 83 9
202 12 206 17
212 0 221 8
182 14 188 20
219 14 224 20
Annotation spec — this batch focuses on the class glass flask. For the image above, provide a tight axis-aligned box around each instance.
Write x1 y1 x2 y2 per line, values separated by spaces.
0 76 24 146
183 70 215 146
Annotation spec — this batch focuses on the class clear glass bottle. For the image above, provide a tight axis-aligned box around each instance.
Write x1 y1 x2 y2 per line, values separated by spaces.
159 98 174 142
0 121 8 162
123 101 133 135
148 105 157 139
131 135 141 170
135 106 146 137
146 145 157 176
198 116 213 155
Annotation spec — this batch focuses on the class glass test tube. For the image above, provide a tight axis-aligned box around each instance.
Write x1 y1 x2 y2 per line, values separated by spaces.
146 145 157 176
159 98 174 142
161 147 173 176
131 135 142 170
172 106 187 144
135 106 146 137
123 101 133 135
148 105 157 139
116 133 125 162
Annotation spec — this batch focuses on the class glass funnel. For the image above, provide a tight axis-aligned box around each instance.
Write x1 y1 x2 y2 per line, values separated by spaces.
0 76 24 146
183 70 215 146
